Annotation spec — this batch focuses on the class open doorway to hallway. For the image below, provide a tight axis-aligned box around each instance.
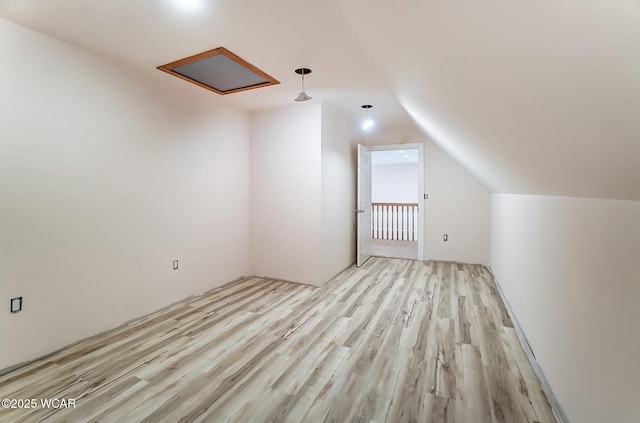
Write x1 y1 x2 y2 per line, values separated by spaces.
370 147 422 260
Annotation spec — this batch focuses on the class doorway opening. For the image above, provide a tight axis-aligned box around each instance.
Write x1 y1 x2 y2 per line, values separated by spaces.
370 144 424 260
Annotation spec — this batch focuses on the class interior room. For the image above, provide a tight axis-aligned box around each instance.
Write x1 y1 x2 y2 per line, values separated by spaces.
1 1 638 422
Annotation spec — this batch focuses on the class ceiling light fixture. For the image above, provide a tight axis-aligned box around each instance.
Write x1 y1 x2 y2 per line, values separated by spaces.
361 104 374 130
169 0 204 13
294 68 312 102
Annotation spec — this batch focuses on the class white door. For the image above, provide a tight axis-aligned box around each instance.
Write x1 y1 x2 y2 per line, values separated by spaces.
356 144 373 267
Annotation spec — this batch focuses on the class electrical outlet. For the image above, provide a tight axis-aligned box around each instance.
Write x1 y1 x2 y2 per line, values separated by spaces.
173 259 179 270
10 297 22 313
443 234 448 242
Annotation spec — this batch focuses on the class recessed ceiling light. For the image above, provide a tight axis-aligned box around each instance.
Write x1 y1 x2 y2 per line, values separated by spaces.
361 104 374 130
398 150 403 154
404 155 409 158
169 0 204 12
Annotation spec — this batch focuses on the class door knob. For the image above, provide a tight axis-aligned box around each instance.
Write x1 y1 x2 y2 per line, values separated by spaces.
355 209 364 213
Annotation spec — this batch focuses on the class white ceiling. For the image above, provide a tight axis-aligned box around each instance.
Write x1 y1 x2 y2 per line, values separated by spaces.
1 0 639 200
372 149 419 166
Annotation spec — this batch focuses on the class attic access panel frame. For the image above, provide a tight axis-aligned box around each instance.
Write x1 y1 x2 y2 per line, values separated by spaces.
157 47 279 95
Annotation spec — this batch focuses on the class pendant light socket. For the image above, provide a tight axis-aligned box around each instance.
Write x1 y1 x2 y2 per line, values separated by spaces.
294 92 313 102
294 68 313 102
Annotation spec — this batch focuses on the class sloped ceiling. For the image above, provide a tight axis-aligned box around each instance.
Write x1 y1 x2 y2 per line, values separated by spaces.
336 0 640 200
1 0 639 200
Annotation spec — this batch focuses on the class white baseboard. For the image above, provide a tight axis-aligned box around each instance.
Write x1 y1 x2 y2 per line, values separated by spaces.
487 266 570 423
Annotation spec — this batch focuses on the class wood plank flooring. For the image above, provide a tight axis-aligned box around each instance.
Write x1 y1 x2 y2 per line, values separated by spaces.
0 258 555 423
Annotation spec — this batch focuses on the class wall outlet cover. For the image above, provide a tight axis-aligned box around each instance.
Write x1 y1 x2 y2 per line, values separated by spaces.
10 297 22 313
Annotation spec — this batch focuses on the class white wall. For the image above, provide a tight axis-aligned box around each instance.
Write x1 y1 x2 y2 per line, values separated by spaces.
249 103 323 285
0 19 251 370
321 104 357 282
250 103 357 286
491 194 640 423
424 141 491 265
365 129 491 265
372 163 419 203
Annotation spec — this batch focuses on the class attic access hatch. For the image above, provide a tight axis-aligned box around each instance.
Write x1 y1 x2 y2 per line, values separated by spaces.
157 47 279 95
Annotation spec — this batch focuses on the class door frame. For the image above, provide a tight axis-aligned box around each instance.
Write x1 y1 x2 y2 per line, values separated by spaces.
367 143 425 261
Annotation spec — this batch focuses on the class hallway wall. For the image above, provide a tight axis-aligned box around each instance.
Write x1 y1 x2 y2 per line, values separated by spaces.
372 162 419 203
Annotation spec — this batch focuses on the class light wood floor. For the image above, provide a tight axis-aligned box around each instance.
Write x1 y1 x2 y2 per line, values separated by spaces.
0 258 555 423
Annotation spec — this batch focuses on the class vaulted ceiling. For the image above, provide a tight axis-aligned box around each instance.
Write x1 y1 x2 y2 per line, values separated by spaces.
2 0 639 200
